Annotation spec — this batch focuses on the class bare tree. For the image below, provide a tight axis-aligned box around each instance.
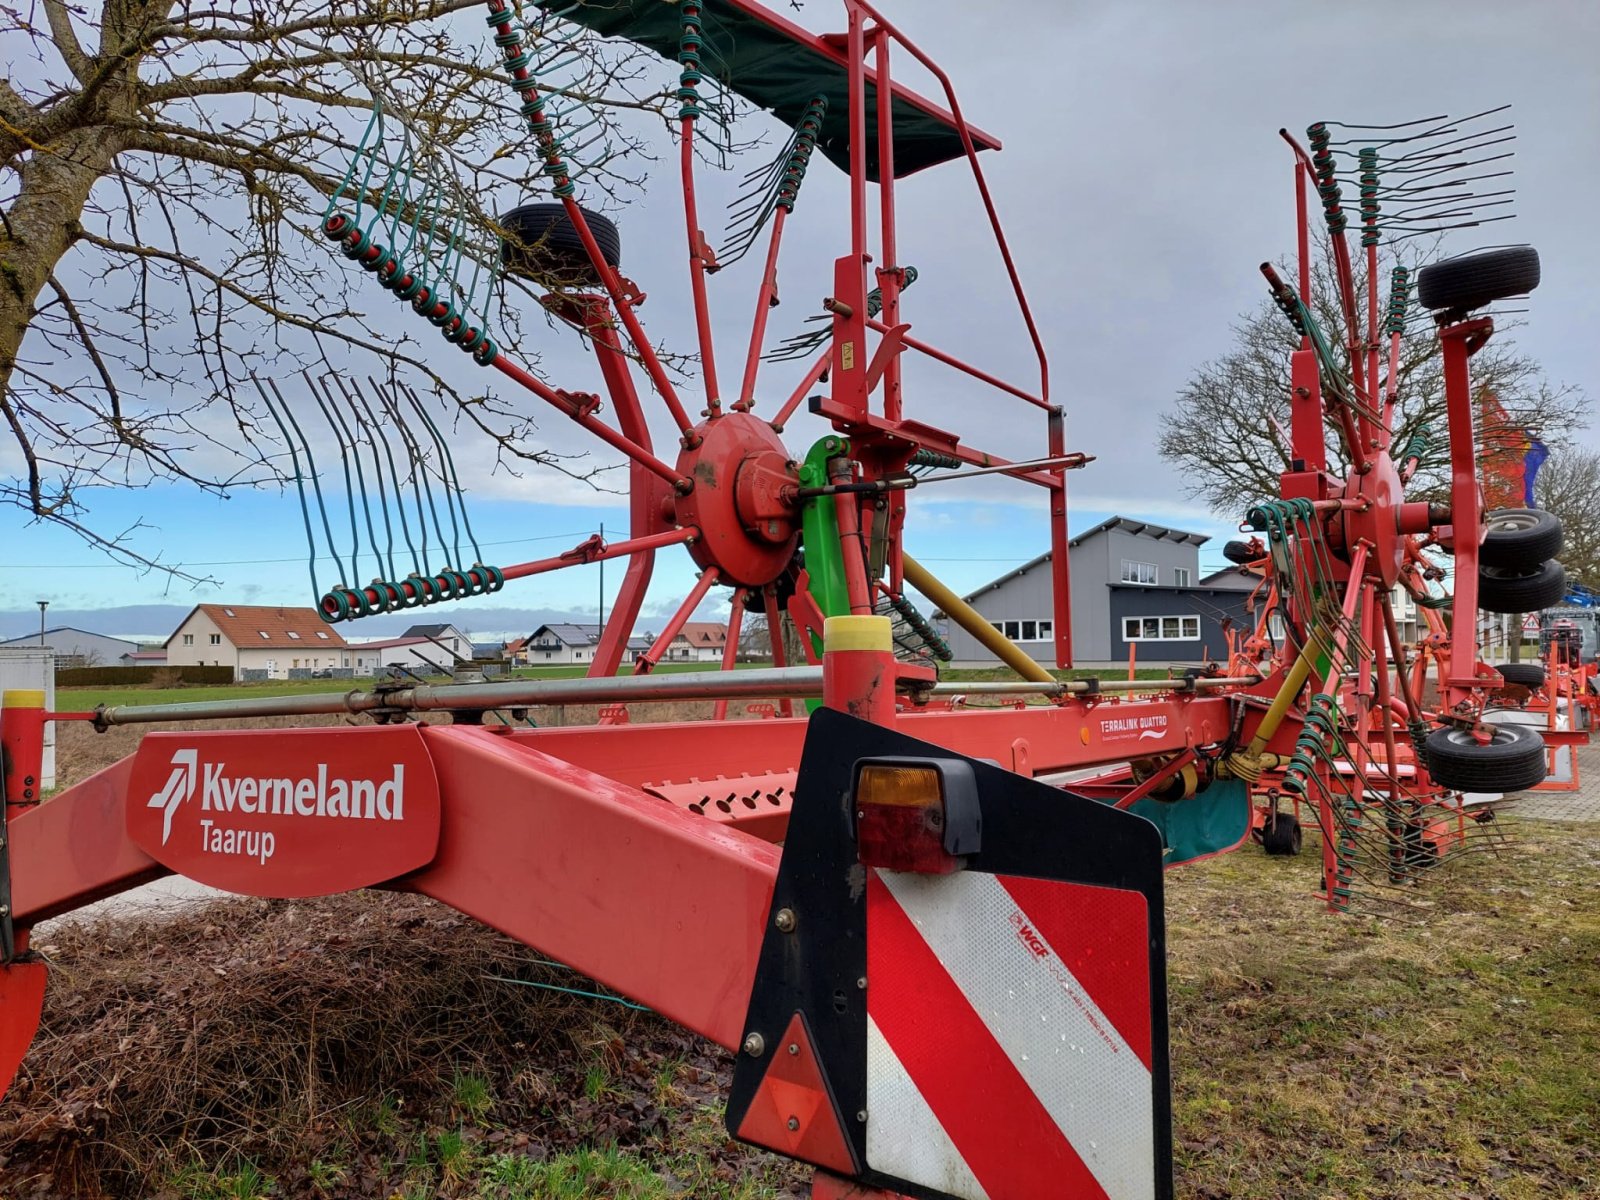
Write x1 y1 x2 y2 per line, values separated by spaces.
0 0 665 573
1536 447 1600 591
1158 239 1590 517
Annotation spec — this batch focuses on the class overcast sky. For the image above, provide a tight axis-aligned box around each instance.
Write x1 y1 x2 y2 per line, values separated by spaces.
2 0 1595 636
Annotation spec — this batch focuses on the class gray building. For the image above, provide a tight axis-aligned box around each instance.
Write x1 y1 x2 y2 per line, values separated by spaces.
0 626 140 668
942 517 1258 668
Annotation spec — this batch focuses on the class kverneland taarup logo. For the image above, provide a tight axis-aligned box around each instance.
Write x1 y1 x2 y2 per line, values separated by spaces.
145 749 409 864
127 727 441 898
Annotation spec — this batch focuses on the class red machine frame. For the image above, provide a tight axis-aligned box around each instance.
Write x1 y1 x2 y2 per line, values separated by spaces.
0 4 1571 1197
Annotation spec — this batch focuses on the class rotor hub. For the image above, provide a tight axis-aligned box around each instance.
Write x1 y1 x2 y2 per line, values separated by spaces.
673 413 800 589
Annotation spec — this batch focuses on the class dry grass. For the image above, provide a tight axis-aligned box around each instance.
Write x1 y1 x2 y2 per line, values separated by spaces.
0 893 806 1199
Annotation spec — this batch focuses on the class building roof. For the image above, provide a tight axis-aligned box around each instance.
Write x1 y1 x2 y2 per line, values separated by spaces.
504 636 529 655
530 623 653 652
167 605 347 650
532 622 602 646
357 636 434 651
403 623 465 639
0 626 139 650
124 649 168 661
1198 565 1263 591
675 621 728 647
1067 516 1210 549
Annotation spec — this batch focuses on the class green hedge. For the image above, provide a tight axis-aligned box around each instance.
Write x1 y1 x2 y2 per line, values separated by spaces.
56 665 235 686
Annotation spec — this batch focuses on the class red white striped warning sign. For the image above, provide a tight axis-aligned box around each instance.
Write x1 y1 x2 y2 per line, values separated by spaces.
866 868 1155 1200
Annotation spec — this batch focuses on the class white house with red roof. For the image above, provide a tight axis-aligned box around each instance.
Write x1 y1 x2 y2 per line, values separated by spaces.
164 605 348 680
666 621 729 662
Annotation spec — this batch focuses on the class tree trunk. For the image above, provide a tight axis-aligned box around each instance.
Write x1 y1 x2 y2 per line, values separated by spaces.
0 126 124 405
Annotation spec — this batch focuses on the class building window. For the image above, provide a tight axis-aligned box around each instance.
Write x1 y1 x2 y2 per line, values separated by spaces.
287 631 300 640
182 634 194 646
1123 615 1201 642
1173 568 1191 587
1120 560 1158 585
1020 620 1038 640
259 631 271 639
209 634 221 646
1039 620 1053 639
316 631 330 640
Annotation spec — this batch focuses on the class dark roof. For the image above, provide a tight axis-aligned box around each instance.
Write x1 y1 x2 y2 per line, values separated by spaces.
532 623 601 646
402 623 464 639
530 623 652 652
1067 516 1210 549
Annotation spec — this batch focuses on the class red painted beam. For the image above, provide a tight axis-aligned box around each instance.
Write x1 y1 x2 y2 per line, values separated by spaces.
404 727 780 1051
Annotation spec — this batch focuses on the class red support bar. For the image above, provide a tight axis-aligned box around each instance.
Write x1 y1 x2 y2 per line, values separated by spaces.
848 0 1048 405
502 528 698 584
490 354 692 491
634 568 723 674
579 301 673 677
872 27 903 425
829 460 874 615
681 115 722 417
764 587 796 718
1048 406 1073 667
739 208 790 412
847 4 869 267
771 348 831 432
556 195 698 436
714 591 747 721
863 318 1046 409
1440 317 1494 706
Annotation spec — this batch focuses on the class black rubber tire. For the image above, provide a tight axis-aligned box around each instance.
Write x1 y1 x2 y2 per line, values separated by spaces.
1423 723 1547 793
1222 539 1261 566
1480 508 1563 571
1262 810 1303 856
1416 245 1540 313
1496 662 1546 689
1478 559 1567 614
499 202 621 286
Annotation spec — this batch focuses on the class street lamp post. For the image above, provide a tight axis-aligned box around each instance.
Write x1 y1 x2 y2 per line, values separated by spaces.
36 600 47 646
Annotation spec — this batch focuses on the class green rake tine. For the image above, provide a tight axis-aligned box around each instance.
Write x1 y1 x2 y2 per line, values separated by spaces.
325 98 384 223
328 373 402 582
306 370 370 586
344 376 426 581
254 376 325 603
402 382 484 567
370 377 452 573
399 383 467 568
267 376 349 587
363 378 432 577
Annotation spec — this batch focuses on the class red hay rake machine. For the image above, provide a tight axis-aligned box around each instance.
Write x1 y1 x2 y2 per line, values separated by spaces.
0 4 1581 1197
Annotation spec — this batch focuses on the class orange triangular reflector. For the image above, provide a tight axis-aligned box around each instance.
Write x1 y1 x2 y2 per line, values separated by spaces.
0 959 47 1100
735 1011 856 1175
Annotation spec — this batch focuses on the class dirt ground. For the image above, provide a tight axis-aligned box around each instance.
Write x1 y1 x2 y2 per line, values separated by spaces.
1 721 1595 1199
